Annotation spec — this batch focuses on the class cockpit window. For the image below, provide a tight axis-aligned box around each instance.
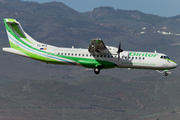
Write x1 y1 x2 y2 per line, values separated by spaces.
160 56 170 59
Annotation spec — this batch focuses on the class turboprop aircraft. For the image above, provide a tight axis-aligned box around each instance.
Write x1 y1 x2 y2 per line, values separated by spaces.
2 18 177 76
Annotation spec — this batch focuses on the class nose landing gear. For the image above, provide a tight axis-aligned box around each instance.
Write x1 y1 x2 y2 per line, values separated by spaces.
156 70 170 76
164 72 168 76
164 70 170 76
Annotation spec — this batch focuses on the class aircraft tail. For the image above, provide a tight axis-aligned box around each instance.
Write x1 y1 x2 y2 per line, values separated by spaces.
3 18 39 48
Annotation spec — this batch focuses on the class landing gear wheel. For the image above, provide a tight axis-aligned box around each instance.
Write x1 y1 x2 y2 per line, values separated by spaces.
94 67 100 74
165 72 168 76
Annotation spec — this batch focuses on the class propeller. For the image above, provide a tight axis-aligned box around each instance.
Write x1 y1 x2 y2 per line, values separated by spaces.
117 41 123 61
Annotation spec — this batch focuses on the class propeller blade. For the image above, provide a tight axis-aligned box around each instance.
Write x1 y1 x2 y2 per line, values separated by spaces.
118 41 123 53
117 41 123 61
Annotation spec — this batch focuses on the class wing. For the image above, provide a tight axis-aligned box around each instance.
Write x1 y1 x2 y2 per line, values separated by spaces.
88 38 110 54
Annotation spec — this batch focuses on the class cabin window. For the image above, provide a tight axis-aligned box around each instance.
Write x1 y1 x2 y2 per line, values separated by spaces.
75 54 77 56
61 53 63 55
86 54 88 57
97 55 99 57
132 57 134 59
82 54 84 57
108 55 110 58
111 56 113 58
104 55 106 57
71 53 73 56
135 57 137 59
65 53 67 55
68 53 70 56
143 57 145 60
79 54 81 56
101 55 103 57
139 57 141 60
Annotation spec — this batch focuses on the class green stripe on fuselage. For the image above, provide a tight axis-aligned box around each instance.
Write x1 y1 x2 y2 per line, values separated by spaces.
9 41 47 62
77 59 115 68
166 59 177 64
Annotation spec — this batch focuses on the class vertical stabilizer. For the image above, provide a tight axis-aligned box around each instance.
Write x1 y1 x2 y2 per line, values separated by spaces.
4 18 39 48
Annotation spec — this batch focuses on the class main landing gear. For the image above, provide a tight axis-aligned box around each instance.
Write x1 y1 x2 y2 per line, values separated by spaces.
94 67 100 74
94 66 102 74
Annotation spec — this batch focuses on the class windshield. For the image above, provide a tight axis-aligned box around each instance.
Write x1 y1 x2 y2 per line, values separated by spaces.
160 56 170 59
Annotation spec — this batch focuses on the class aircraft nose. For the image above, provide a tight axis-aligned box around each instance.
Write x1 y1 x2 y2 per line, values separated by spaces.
174 62 178 68
171 61 177 68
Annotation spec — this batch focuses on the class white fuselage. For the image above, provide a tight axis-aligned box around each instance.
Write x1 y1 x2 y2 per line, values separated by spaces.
34 45 177 70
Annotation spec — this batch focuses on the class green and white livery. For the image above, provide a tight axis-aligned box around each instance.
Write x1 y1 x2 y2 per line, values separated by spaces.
2 18 177 76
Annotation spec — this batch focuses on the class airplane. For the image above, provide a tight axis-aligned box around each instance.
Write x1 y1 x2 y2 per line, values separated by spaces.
2 18 178 76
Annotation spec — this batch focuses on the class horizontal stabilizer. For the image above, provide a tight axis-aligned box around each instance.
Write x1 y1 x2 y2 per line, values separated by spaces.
2 47 28 57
